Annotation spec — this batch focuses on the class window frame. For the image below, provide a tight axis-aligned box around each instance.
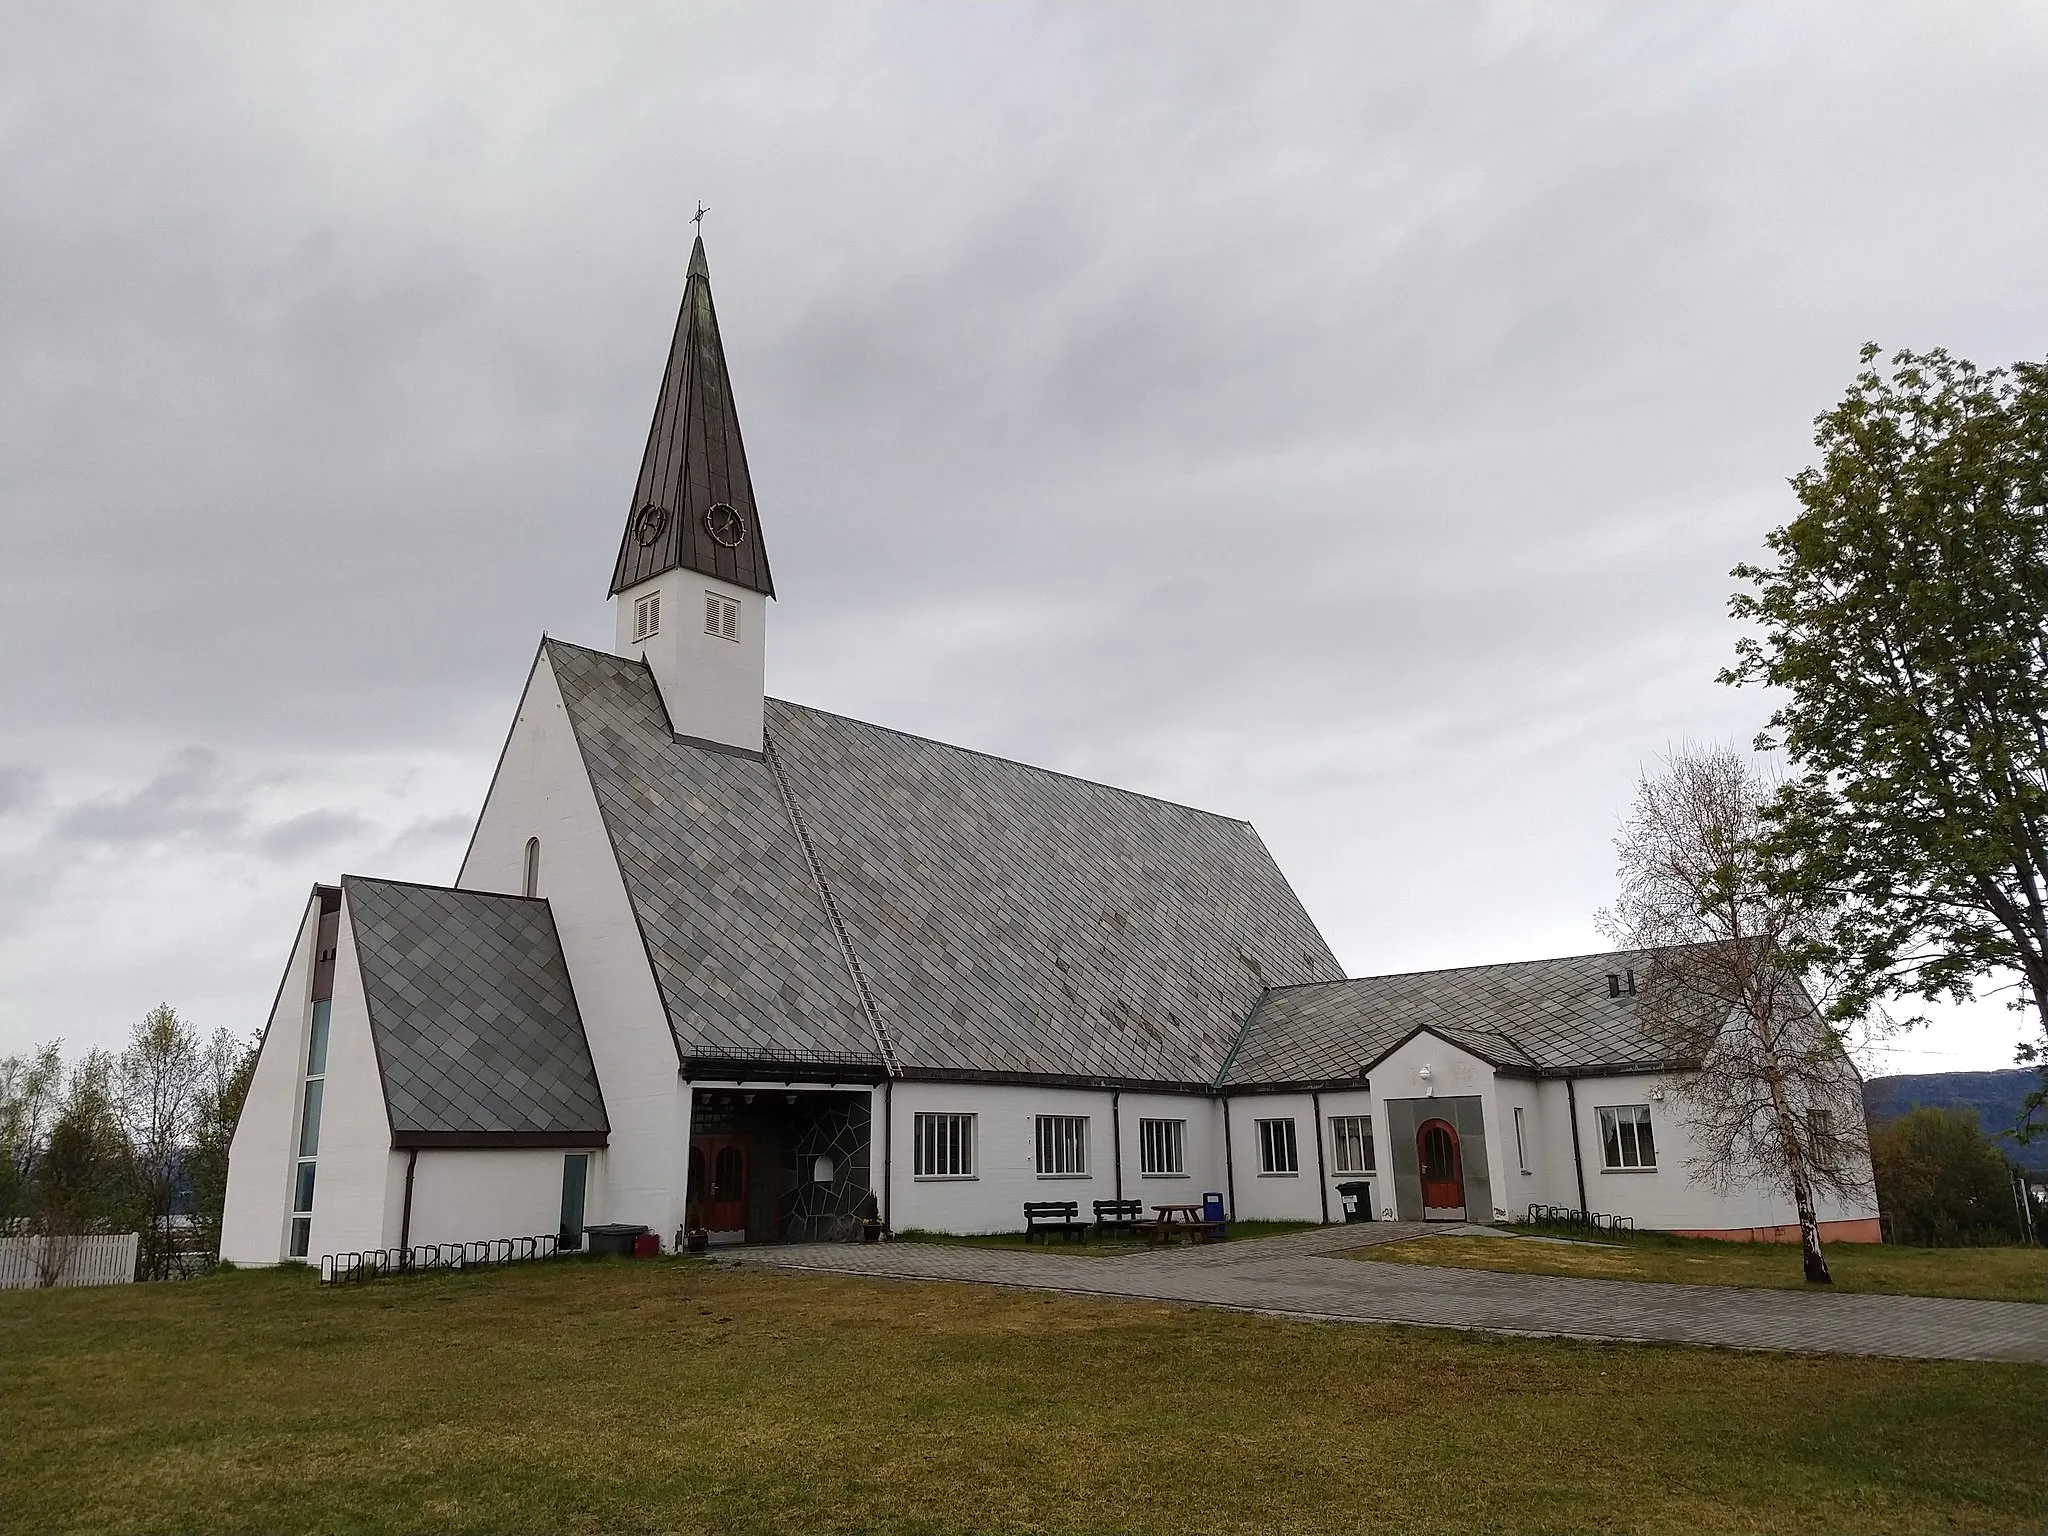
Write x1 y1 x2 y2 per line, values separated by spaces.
1328 1114 1374 1175
1137 1117 1186 1177
912 1112 977 1180
1255 1116 1300 1176
1513 1105 1531 1174
632 591 661 642
1034 1114 1090 1178
704 591 740 643
1597 1104 1657 1171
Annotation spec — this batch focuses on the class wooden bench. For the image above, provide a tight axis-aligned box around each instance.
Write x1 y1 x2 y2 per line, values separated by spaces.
1092 1199 1145 1239
1023 1201 1087 1243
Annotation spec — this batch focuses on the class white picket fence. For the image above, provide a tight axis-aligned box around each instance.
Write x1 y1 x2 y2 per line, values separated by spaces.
0 1232 140 1290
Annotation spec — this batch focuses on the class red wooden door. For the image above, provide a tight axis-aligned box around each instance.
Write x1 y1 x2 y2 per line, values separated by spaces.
693 1136 749 1232
1417 1120 1464 1215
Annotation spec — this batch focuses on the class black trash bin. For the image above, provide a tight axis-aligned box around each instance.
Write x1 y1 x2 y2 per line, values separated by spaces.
583 1222 649 1257
1337 1182 1373 1223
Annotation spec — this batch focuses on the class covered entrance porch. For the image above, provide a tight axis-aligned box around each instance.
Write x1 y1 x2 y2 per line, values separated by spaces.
685 1086 874 1244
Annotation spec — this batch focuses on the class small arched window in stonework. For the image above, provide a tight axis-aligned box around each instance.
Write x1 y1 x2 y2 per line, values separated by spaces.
523 837 540 898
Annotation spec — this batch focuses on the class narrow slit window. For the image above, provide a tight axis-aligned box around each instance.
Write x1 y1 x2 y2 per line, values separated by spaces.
305 1000 331 1077
297 1078 324 1159
523 837 540 898
1514 1106 1530 1173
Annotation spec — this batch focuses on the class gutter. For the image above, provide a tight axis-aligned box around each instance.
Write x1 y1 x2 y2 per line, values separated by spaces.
1566 1078 1589 1216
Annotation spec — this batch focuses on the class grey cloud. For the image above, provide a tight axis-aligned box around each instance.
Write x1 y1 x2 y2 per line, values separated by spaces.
257 809 375 861
52 748 245 847
0 766 42 816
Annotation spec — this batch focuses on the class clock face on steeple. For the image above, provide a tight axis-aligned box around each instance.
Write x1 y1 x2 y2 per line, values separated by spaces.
703 502 747 548
633 504 670 546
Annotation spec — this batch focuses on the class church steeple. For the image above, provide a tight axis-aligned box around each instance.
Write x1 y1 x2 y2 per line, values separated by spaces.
609 236 774 599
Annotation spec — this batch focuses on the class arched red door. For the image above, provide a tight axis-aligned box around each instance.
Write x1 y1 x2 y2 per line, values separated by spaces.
1417 1119 1465 1219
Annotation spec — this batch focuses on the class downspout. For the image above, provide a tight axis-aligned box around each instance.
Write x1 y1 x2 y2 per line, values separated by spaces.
399 1148 419 1265
1111 1089 1123 1203
1565 1077 1588 1217
1311 1090 1330 1225
881 1079 893 1232
1221 1095 1237 1219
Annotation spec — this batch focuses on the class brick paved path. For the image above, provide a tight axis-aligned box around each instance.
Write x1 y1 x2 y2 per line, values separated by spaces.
743 1224 2046 1362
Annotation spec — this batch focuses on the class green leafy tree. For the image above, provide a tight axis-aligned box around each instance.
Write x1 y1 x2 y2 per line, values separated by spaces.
1869 1106 2024 1246
30 1050 129 1285
1600 746 1869 1285
1725 346 2048 1135
0 1042 66 1225
114 1005 203 1280
185 1028 258 1266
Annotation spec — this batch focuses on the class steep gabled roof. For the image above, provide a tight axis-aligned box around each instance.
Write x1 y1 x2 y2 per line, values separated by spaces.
1222 950 1672 1086
342 876 609 1142
543 638 1339 1084
545 642 883 1071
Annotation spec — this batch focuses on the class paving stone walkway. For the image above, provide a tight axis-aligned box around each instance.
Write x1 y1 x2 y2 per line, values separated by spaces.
741 1224 2047 1362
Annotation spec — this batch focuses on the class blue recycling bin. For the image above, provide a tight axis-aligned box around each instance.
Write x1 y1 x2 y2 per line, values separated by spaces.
1201 1191 1226 1225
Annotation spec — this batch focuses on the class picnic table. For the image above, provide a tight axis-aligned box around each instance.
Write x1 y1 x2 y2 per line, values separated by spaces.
1143 1203 1225 1246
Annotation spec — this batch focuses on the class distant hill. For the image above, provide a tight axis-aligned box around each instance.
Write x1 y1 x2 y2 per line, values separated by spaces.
1864 1069 2045 1171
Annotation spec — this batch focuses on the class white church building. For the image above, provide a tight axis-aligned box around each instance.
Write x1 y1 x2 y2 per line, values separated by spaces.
220 239 1880 1266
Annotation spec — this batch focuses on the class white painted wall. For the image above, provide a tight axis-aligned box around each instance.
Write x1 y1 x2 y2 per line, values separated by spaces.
303 896 405 1259
1224 1094 1327 1223
458 652 685 1240
614 571 765 752
882 1081 1224 1235
220 895 320 1266
402 1148 606 1249
1369 1031 1513 1221
1563 1071 1880 1234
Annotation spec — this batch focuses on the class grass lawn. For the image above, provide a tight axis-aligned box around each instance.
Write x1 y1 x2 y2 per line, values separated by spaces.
892 1218 1317 1255
5 1259 2043 1535
1348 1231 2047 1303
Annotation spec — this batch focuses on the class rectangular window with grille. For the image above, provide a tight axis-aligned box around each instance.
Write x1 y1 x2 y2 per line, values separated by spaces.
913 1112 976 1179
704 591 739 642
1598 1105 1657 1170
632 591 661 641
1138 1117 1185 1176
1256 1117 1299 1175
1329 1115 1374 1174
1035 1115 1089 1176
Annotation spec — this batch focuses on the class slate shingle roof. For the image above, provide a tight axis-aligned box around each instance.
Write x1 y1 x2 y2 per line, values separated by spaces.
544 639 1339 1084
342 876 608 1138
1221 951 1672 1086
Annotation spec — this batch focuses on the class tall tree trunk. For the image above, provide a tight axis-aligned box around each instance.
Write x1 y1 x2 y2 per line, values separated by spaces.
1790 1162 1832 1285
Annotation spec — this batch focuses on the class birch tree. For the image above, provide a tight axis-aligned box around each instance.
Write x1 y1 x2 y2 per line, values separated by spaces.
115 1004 203 1281
1601 747 1870 1284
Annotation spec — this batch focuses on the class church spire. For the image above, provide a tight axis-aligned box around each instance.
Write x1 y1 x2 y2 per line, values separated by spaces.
608 235 775 599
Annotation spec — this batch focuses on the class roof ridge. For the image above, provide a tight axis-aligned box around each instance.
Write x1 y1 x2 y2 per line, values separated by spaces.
341 872 550 905
1257 946 1664 992
765 695 1257 828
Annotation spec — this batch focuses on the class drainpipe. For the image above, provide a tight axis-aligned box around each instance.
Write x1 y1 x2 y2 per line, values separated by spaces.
880 1079 893 1231
1111 1089 1123 1203
1221 1095 1237 1219
1565 1078 1588 1217
1311 1091 1330 1224
398 1148 419 1266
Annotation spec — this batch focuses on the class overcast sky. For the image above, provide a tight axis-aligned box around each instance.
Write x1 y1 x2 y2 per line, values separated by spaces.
3 3 2043 1076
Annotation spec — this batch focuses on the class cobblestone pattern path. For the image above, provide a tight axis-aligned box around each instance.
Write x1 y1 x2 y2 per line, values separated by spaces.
740 1224 2047 1362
